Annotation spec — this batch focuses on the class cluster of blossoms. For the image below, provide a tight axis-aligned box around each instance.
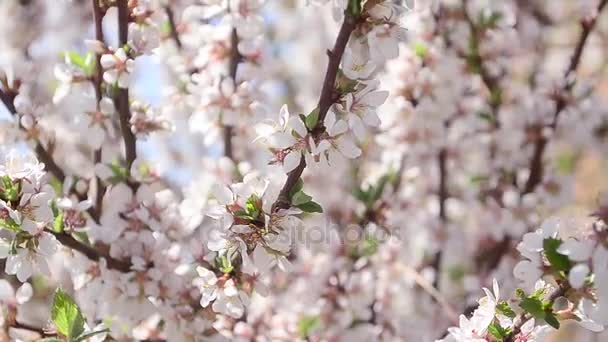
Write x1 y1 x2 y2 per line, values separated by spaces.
0 152 58 282
256 0 405 172
443 213 608 341
0 0 608 341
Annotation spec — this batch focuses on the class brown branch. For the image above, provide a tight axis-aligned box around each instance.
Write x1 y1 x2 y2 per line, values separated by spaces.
165 5 183 49
274 12 358 210
523 0 607 195
224 28 241 161
49 230 132 272
116 0 137 170
11 320 51 336
431 148 448 289
91 0 106 222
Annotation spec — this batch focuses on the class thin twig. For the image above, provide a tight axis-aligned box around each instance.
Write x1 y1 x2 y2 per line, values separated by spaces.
164 5 183 49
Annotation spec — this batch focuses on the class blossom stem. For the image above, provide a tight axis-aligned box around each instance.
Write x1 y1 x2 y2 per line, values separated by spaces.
116 0 137 170
274 12 358 210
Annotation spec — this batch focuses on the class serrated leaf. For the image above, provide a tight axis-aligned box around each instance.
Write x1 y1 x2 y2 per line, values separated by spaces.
291 191 312 206
51 289 85 339
297 201 323 213
543 238 571 273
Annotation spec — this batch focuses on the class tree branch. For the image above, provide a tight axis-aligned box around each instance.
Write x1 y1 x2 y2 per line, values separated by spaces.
116 0 137 169
164 5 182 49
523 0 607 195
91 0 106 222
274 13 358 210
49 230 132 272
224 28 241 161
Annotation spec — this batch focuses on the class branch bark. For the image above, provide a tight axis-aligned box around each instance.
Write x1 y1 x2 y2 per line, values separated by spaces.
116 0 137 169
164 5 183 49
224 28 241 161
274 13 358 210
49 230 132 272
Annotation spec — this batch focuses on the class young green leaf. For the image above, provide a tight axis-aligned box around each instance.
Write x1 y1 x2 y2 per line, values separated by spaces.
496 301 516 319
298 315 320 338
487 322 510 341
297 201 323 213
292 191 313 206
289 178 304 200
544 312 561 329
51 289 86 340
543 238 571 273
519 296 545 319
305 108 320 130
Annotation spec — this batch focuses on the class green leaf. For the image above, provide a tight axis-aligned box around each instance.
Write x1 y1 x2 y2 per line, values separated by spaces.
245 194 261 219
51 289 86 340
544 312 560 329
0 217 20 232
298 315 320 337
1 175 19 202
543 238 571 273
37 338 62 342
359 236 379 256
74 328 109 342
291 191 313 206
520 296 545 319
496 301 516 319
53 210 65 233
488 322 510 341
412 42 428 58
288 179 304 200
63 51 95 76
305 108 320 130
347 0 362 17
297 201 323 213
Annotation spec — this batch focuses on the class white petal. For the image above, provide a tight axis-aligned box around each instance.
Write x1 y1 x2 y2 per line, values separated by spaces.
16 282 33 304
569 264 589 289
283 151 301 173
